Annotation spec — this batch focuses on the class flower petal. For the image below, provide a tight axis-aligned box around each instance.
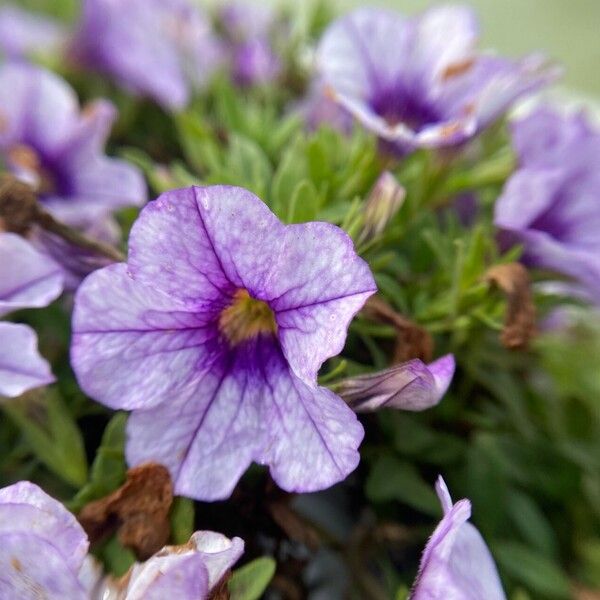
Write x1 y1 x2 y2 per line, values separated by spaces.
0 233 63 316
0 533 87 600
72 263 222 411
126 338 363 500
0 323 54 397
0 481 88 572
192 531 245 589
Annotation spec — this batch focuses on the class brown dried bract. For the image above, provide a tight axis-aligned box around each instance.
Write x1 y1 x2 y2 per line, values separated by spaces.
485 263 537 349
208 572 232 600
362 296 433 363
0 174 40 235
78 463 173 560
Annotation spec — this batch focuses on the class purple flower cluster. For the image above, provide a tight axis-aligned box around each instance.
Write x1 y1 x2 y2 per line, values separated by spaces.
495 108 600 304
315 6 558 152
0 480 243 599
72 185 377 500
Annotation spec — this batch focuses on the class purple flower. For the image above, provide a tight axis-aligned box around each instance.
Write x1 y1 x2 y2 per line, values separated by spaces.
0 5 66 58
494 108 600 304
0 480 244 599
410 477 506 600
72 185 376 500
71 0 223 110
316 6 558 153
0 481 90 599
300 80 354 133
220 3 281 86
0 233 63 397
340 355 455 413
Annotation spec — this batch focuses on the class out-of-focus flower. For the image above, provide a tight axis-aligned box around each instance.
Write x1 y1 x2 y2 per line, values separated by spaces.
0 481 89 599
495 108 600 304
410 477 506 600
0 62 145 282
316 6 558 154
0 5 66 59
70 0 223 110
358 171 406 244
0 233 63 397
219 2 281 86
0 480 244 599
339 354 455 412
72 185 376 500
300 80 354 133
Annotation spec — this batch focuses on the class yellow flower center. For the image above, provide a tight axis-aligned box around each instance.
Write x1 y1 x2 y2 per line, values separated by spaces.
218 289 277 346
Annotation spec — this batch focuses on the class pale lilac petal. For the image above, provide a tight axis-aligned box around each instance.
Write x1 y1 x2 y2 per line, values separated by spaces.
71 263 220 411
0 533 87 600
127 338 363 500
0 323 54 397
0 233 63 316
410 477 506 600
0 5 66 58
344 355 455 413
126 554 209 600
0 481 88 571
192 531 245 589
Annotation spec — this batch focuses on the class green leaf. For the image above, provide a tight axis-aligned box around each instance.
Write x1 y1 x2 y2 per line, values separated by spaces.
97 535 136 578
229 557 276 600
70 413 127 511
270 137 307 215
287 179 320 223
365 454 440 516
4 392 87 488
493 541 571 599
170 497 195 544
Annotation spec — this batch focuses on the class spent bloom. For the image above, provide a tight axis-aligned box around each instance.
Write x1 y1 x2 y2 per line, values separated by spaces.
410 477 506 600
0 480 243 599
219 2 281 86
339 354 455 413
316 6 558 153
0 233 63 397
495 108 600 304
0 62 145 281
0 5 66 59
72 185 376 500
70 0 223 110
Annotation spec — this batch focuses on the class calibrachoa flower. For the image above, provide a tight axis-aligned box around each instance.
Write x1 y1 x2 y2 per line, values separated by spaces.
495 108 600 304
70 0 223 110
72 185 376 500
339 354 455 413
316 6 557 153
410 477 506 600
0 5 65 58
220 2 281 86
0 480 243 599
0 62 146 229
0 233 63 397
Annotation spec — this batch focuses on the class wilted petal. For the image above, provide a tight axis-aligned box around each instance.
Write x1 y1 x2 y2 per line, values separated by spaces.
0 233 63 316
191 531 245 588
340 355 455 412
410 477 506 600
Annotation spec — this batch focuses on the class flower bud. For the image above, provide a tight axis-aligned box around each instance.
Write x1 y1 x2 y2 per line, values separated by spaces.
359 171 405 243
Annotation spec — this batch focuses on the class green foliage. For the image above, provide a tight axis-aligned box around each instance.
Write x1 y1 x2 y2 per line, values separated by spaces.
229 557 277 600
170 497 196 545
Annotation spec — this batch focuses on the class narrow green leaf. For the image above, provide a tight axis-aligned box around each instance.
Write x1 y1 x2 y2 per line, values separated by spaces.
229 557 276 600
170 497 195 544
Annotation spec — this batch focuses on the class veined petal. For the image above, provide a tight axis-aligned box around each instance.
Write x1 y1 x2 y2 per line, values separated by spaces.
0 233 63 317
72 263 222 410
0 323 54 397
126 338 363 500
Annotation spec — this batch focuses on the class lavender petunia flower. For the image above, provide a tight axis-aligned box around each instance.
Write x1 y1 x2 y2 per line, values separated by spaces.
220 2 281 86
340 354 455 413
72 185 376 500
0 233 63 397
0 480 244 599
0 5 66 59
410 477 506 600
494 108 600 303
0 481 89 599
316 6 558 154
71 0 223 110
